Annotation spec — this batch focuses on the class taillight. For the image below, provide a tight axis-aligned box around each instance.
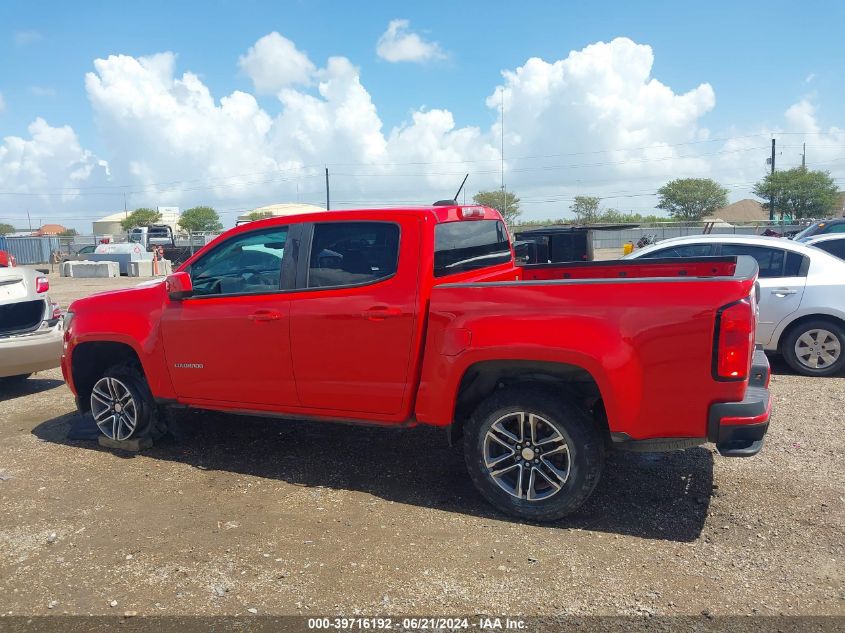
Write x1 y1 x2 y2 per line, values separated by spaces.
35 276 49 293
713 297 755 381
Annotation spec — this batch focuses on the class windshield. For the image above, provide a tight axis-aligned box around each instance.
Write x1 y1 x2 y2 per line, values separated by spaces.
793 222 823 241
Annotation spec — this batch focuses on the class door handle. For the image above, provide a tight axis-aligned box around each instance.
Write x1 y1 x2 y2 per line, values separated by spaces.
248 309 282 321
771 288 798 296
363 306 402 320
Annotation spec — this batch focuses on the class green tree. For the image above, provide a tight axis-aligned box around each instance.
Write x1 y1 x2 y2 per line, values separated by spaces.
570 196 601 223
753 166 839 220
657 178 728 222
472 189 521 225
245 210 274 222
120 208 162 231
178 206 223 234
58 228 78 237
0 223 15 235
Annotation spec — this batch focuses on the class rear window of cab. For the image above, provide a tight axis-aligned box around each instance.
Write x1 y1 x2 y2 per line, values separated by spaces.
434 219 511 277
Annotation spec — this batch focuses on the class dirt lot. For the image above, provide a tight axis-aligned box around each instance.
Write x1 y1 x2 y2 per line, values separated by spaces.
0 274 843 618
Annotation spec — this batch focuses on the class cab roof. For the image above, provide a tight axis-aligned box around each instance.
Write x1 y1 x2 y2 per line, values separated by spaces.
231 204 504 234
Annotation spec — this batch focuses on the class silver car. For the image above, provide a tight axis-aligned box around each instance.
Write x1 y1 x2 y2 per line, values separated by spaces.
0 266 63 383
804 234 845 262
625 234 845 376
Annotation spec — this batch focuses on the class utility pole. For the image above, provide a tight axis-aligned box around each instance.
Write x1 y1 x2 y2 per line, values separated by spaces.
500 90 506 217
26 209 32 233
802 142 806 168
769 138 776 222
325 167 330 211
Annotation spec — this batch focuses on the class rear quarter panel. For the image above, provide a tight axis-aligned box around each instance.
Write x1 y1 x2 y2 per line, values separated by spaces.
415 276 756 440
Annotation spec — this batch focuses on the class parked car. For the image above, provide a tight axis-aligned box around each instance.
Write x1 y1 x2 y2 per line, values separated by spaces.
625 234 845 377
62 205 770 521
61 244 97 262
128 225 193 265
804 234 845 261
0 250 16 267
1 267 63 383
793 218 845 242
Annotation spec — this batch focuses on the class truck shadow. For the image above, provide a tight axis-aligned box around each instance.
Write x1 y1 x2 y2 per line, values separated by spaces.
32 410 713 542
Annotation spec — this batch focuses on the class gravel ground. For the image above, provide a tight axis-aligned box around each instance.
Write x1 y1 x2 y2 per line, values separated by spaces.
0 274 842 618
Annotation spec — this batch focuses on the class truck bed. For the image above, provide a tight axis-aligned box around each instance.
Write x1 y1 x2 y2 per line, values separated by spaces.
416 256 758 442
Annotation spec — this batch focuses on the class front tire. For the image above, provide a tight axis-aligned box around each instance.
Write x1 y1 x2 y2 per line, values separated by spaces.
782 320 845 377
464 387 604 522
89 365 156 441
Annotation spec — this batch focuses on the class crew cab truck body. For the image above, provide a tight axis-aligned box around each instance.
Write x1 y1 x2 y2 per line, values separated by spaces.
62 205 771 521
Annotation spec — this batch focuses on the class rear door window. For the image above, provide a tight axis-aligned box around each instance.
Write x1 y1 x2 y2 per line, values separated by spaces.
434 220 511 276
639 243 715 258
307 222 400 289
718 244 790 278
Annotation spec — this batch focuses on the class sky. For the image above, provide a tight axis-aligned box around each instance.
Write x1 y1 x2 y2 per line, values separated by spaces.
0 0 843 232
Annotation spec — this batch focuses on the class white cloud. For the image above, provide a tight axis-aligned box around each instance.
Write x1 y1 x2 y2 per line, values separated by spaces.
0 118 108 201
14 30 43 46
376 19 445 63
2 34 842 229
238 32 315 93
785 99 820 134
805 73 816 83
483 37 717 203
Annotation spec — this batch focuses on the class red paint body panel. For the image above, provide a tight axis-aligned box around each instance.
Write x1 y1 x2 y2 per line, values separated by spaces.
286 214 422 416
61 282 177 400
414 274 755 439
160 293 297 406
62 205 760 444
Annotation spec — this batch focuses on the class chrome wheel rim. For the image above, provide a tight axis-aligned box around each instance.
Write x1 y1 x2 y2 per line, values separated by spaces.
90 377 139 441
794 328 841 370
483 412 571 501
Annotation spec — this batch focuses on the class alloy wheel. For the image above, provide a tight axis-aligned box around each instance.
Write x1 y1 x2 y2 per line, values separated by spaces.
90 377 139 441
794 328 841 370
482 411 571 501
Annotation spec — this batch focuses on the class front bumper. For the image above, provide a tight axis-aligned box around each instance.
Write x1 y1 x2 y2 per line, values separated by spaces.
708 347 772 457
0 322 63 378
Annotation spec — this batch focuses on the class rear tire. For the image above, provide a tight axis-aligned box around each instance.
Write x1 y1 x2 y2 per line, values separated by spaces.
89 365 157 441
782 319 845 377
464 386 604 522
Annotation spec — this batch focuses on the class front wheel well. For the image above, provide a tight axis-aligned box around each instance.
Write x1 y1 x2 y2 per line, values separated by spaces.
450 360 607 444
777 314 845 352
71 342 144 412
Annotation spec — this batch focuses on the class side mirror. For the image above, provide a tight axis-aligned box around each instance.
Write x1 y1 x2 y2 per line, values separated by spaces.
166 271 193 300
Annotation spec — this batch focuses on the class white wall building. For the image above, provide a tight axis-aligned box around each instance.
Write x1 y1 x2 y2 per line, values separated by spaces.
92 207 182 236
236 203 325 224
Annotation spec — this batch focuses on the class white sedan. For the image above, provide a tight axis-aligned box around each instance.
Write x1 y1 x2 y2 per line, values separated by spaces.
624 234 845 376
1 266 63 384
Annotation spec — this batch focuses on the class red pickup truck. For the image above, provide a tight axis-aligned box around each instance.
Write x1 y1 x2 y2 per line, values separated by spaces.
62 205 771 521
